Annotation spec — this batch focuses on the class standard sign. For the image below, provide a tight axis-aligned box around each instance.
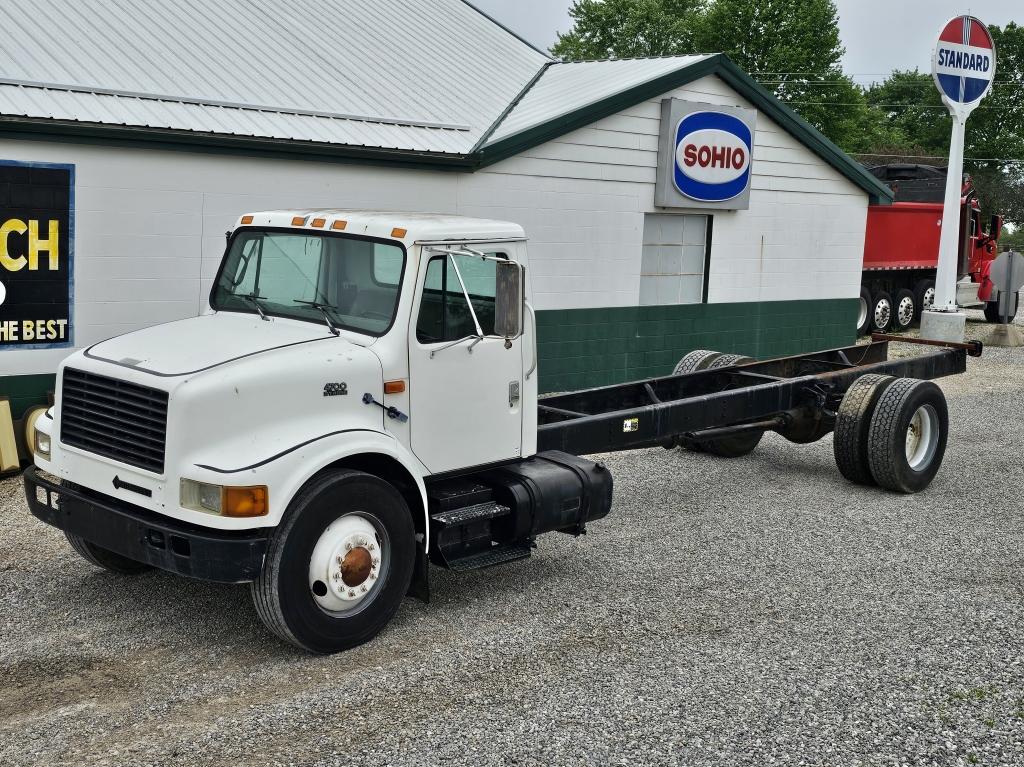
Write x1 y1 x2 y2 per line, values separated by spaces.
655 99 756 210
932 16 996 112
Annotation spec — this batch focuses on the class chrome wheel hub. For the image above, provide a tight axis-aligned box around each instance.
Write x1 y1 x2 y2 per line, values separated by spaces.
874 298 891 328
308 514 388 614
897 296 915 326
857 297 869 328
922 287 935 311
905 404 939 471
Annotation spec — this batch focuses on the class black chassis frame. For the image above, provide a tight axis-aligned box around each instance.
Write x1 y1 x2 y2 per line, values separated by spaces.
537 341 971 456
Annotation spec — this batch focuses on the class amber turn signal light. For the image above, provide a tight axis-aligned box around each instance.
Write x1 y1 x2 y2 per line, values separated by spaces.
332 219 347 231
223 486 269 517
291 216 307 226
311 218 326 228
240 215 254 225
384 380 406 395
391 227 407 238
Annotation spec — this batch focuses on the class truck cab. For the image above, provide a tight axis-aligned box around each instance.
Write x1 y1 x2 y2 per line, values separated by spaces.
26 211 611 653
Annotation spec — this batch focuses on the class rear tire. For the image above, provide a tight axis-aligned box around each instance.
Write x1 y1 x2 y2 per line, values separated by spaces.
707 353 755 369
870 291 893 333
856 286 872 336
867 379 948 494
251 469 415 654
65 533 152 575
893 288 915 332
672 349 723 375
833 374 896 486
912 279 935 322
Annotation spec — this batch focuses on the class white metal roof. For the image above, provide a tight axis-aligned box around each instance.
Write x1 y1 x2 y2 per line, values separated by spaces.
486 56 711 144
0 0 548 156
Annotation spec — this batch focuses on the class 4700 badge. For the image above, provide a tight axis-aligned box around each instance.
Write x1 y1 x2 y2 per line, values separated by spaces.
0 160 74 350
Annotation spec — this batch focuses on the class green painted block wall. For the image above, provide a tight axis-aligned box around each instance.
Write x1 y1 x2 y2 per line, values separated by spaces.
0 373 55 419
0 298 856 409
535 298 858 393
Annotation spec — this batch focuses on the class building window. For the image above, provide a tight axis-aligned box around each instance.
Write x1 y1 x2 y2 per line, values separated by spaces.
639 214 710 305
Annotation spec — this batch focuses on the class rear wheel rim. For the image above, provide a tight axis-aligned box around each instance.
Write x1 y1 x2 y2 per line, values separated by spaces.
922 287 935 311
308 512 391 616
857 297 869 328
897 296 915 326
905 404 939 471
874 299 891 328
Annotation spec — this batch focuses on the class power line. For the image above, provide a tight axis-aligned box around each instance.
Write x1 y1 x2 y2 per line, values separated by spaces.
852 153 1024 164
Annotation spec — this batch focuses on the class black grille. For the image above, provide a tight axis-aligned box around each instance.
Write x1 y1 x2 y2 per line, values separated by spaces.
60 368 169 474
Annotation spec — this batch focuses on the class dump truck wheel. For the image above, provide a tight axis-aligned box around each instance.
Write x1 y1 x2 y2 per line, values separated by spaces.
867 379 948 493
893 289 915 331
984 291 1018 323
65 533 153 575
701 431 763 458
672 350 723 375
870 291 893 333
707 353 755 369
833 374 896 485
252 468 415 654
913 279 935 322
857 286 872 336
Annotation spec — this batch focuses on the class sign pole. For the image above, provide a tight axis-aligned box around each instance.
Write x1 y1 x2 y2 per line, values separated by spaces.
920 14 996 343
932 112 967 312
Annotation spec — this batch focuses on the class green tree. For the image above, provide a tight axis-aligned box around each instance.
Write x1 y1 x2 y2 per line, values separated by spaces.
552 0 706 60
554 0 872 148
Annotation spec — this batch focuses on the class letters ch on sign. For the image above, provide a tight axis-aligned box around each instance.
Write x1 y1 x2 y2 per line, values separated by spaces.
0 219 60 272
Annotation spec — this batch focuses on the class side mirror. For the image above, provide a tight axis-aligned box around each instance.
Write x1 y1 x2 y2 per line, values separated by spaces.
494 260 525 338
990 214 1003 241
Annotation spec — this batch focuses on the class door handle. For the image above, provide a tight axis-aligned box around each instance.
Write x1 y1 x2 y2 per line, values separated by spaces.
509 381 521 408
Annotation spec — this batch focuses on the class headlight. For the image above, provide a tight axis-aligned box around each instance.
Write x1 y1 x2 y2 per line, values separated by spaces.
33 429 51 459
180 479 268 517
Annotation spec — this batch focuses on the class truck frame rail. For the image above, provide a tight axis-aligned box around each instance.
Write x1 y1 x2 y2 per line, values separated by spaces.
538 341 971 455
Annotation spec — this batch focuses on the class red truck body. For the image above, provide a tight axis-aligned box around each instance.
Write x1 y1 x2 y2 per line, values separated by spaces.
857 164 1006 333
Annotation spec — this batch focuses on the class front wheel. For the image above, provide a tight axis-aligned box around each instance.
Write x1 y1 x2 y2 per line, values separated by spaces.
984 291 1018 323
65 533 153 575
252 469 415 654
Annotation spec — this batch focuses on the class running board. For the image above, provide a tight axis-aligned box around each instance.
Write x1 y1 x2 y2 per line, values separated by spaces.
447 543 532 572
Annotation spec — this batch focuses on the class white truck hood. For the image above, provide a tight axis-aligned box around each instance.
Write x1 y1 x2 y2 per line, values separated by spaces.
84 313 336 376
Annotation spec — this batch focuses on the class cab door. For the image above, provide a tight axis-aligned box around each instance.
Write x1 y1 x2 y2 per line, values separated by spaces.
408 246 524 473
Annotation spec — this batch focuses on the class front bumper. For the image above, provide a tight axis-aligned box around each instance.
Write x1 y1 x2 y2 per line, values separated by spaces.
24 466 270 583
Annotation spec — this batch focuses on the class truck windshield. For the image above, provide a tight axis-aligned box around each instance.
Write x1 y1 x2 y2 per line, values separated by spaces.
211 230 405 336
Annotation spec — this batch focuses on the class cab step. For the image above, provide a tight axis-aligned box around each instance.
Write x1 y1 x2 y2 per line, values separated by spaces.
430 500 510 528
447 543 532 572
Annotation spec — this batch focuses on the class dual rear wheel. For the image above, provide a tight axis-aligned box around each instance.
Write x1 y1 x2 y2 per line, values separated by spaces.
833 374 948 493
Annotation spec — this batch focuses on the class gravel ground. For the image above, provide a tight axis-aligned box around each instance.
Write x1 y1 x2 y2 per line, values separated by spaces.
2 313 1024 767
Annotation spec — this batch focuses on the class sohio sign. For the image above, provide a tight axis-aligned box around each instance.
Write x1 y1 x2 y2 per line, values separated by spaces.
655 100 756 210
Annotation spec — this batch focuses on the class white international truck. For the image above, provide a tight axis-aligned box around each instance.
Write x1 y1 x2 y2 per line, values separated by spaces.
25 211 978 653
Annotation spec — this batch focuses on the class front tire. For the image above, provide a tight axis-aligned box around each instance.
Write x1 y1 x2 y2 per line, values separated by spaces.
984 291 1019 323
252 469 416 654
65 532 153 575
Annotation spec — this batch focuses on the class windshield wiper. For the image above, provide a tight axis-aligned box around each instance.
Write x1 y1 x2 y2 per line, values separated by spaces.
293 299 341 336
240 293 269 321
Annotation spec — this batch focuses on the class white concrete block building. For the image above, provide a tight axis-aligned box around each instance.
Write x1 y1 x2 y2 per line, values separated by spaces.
0 0 891 418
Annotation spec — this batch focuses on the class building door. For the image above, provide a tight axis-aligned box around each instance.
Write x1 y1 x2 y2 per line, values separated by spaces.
408 247 524 473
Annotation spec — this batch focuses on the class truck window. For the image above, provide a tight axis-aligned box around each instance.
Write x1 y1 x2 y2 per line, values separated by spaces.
212 231 405 336
416 252 503 343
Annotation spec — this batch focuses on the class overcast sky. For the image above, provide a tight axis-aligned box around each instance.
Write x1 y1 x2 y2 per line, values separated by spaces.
472 0 1021 84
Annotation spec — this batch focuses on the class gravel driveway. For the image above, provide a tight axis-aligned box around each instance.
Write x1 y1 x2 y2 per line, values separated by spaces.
2 316 1023 766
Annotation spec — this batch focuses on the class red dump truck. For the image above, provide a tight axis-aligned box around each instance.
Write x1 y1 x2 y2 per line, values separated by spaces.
857 164 1009 335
